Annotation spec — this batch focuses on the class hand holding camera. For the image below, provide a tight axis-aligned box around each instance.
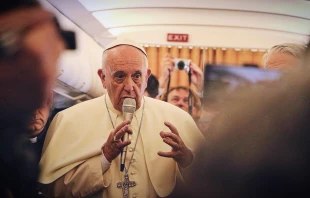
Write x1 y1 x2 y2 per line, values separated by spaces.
173 58 191 73
159 53 203 92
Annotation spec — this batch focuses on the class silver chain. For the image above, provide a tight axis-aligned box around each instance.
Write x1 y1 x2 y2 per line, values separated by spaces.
104 95 145 173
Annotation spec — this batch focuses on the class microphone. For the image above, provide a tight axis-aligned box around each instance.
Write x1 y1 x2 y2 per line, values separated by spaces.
120 98 136 171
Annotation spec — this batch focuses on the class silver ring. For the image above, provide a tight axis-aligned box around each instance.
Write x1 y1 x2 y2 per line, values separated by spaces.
113 136 120 142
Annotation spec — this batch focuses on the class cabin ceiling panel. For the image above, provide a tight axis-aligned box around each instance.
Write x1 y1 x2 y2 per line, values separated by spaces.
79 0 310 19
47 0 310 48
92 8 310 35
112 25 309 49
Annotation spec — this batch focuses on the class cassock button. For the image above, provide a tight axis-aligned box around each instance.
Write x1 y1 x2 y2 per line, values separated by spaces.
131 170 137 175
133 195 138 198
129 148 134 152
131 159 136 163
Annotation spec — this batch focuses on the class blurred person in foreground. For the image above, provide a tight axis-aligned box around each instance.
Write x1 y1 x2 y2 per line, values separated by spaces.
263 43 306 70
186 45 310 198
0 1 65 197
39 39 204 198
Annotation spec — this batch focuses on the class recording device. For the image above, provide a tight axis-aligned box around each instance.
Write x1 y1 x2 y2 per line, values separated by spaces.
203 64 282 109
120 98 136 172
174 58 191 73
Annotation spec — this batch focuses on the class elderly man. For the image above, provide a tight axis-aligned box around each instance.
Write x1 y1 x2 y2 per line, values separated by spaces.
39 39 204 198
26 93 53 164
262 43 306 69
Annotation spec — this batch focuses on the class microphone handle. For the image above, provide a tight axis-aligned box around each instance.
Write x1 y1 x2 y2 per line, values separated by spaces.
120 112 133 171
120 132 129 171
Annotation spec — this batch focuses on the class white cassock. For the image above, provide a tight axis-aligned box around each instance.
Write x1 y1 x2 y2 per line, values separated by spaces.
39 95 205 198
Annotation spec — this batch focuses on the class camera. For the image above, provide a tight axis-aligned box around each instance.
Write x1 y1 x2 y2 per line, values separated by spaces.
174 58 190 73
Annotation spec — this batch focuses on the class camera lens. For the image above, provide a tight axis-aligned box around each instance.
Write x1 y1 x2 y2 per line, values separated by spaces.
177 61 185 70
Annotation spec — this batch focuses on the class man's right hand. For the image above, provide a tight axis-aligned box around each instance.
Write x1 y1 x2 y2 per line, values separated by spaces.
101 120 132 163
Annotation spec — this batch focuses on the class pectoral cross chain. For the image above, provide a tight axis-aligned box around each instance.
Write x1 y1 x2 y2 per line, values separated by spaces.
117 173 136 198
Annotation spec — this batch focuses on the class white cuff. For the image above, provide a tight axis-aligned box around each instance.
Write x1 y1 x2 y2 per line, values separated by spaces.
101 150 111 173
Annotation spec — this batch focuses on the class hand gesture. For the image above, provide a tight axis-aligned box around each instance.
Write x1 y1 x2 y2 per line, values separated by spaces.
101 120 132 162
158 122 193 168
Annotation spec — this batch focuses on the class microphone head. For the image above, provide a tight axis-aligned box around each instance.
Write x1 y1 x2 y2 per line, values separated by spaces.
122 98 136 114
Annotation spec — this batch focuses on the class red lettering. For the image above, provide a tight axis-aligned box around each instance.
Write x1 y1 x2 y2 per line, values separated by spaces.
167 33 189 42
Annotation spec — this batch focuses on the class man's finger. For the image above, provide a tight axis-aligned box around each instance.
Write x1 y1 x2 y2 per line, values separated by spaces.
114 125 129 140
117 140 131 149
164 122 179 136
163 138 179 149
157 151 175 158
113 120 130 135
160 131 179 143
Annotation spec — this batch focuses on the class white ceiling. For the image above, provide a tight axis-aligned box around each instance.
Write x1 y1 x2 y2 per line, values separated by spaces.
47 0 310 49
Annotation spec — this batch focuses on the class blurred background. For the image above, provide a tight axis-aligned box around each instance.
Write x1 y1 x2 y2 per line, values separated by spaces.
39 0 310 109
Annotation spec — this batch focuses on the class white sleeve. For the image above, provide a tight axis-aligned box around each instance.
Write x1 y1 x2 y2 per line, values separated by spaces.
101 150 111 173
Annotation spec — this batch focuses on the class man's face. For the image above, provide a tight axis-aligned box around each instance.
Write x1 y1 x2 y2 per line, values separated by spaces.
27 105 50 137
265 52 300 70
167 89 189 112
98 45 151 112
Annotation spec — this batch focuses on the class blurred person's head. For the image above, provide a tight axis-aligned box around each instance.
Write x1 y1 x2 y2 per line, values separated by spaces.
263 43 306 69
144 73 159 98
98 39 151 112
0 1 65 126
188 66 310 198
161 86 201 119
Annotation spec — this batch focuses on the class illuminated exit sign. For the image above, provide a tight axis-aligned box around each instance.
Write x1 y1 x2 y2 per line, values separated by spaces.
167 33 189 42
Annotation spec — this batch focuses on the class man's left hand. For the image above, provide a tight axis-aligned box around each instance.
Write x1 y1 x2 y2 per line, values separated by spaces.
158 122 193 168
189 62 203 92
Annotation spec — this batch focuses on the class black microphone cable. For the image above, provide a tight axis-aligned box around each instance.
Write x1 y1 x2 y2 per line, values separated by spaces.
165 69 171 102
188 68 193 116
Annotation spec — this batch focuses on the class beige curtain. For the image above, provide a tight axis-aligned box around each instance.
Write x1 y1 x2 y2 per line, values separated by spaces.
145 46 266 87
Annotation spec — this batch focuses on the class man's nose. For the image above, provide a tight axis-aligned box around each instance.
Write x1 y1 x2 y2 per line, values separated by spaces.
31 112 37 120
123 79 134 92
177 100 185 107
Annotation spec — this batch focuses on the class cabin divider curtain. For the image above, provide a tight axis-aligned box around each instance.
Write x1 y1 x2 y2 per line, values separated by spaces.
145 46 266 89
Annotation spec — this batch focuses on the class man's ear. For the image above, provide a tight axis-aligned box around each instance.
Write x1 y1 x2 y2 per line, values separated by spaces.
145 69 151 87
97 69 107 88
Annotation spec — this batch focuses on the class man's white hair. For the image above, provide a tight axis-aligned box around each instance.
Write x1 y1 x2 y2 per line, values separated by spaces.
262 43 306 68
